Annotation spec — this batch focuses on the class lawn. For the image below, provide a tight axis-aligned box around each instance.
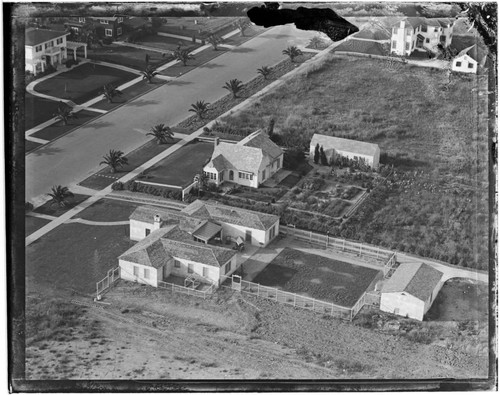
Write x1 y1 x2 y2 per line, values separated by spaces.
26 222 134 294
158 17 237 39
78 138 181 190
74 198 140 222
25 93 61 131
34 63 137 105
137 34 200 52
26 139 43 154
277 173 302 189
33 193 90 217
25 216 50 237
220 54 489 269
30 110 99 142
159 46 230 77
88 44 172 70
253 248 381 307
144 141 214 187
333 39 388 56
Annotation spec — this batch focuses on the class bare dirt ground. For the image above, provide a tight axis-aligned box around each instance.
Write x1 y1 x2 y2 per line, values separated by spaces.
26 279 489 381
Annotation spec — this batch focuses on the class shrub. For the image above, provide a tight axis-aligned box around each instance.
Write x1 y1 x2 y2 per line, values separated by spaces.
25 202 34 213
111 181 124 191
103 37 113 45
65 59 75 68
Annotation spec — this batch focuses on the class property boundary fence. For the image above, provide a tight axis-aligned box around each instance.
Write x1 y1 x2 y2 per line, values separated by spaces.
158 280 215 300
96 267 120 298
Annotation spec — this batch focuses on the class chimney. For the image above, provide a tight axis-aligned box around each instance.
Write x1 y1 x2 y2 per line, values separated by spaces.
153 214 162 230
214 137 220 148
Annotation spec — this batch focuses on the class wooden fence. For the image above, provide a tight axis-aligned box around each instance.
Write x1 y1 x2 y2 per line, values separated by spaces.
158 280 215 300
96 267 120 298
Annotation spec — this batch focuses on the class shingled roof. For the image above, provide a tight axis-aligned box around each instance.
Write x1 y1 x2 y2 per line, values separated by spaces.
310 134 379 157
456 44 487 64
391 17 454 30
25 28 68 46
382 262 443 302
182 200 279 231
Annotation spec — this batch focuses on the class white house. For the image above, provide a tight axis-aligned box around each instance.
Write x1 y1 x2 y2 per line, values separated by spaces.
129 200 280 248
119 225 239 288
25 28 70 75
390 17 454 57
203 130 284 188
380 262 444 321
452 44 487 74
309 134 380 169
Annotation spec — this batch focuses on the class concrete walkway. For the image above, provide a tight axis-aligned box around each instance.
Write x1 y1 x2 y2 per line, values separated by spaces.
26 212 57 221
113 41 171 54
65 218 130 226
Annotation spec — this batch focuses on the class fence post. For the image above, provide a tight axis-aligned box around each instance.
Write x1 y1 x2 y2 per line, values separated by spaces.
294 294 296 307
309 231 312 242
343 239 345 251
359 243 362 256
312 299 315 310
275 288 278 301
257 283 260 297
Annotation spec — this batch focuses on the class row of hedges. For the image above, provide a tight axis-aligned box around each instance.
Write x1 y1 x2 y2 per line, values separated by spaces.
112 181 182 200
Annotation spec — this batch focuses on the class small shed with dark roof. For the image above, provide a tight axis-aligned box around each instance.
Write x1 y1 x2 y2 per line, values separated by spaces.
380 262 444 321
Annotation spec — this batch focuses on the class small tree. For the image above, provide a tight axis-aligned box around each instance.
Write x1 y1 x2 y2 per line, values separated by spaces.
101 84 123 103
207 34 223 50
309 36 323 49
257 66 272 80
147 123 173 144
141 66 159 84
222 79 243 99
313 143 320 164
189 100 209 119
320 146 328 166
282 46 303 63
174 49 194 66
100 149 128 173
235 18 251 36
267 118 275 138
53 102 78 125
46 185 74 208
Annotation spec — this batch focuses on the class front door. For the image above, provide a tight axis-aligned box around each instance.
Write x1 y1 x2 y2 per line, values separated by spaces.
229 170 234 181
245 230 252 243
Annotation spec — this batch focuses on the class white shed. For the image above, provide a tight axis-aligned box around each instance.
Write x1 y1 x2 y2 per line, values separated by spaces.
451 44 487 74
380 262 444 321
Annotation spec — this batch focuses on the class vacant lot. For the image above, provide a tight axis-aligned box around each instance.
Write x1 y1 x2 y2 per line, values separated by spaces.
88 44 172 70
220 55 489 269
74 198 140 222
138 34 200 52
25 93 60 130
144 141 214 187
253 248 380 307
34 63 137 105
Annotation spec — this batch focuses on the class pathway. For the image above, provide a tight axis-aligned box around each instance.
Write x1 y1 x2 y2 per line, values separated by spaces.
66 218 130 226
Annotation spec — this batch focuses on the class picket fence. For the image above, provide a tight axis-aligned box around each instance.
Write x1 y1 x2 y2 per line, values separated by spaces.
158 280 215 300
96 267 120 298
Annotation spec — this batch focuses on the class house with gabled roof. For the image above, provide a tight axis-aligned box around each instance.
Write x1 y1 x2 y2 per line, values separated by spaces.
203 130 284 188
390 17 454 56
452 44 487 74
380 262 444 321
25 28 71 75
310 134 380 169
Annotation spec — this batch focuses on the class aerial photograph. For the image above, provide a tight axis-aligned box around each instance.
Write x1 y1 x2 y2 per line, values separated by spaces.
11 0 496 391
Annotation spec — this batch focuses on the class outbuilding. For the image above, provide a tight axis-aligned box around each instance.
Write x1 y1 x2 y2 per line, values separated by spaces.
380 262 444 321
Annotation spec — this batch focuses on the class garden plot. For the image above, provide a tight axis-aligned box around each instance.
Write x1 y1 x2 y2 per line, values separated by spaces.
253 248 380 307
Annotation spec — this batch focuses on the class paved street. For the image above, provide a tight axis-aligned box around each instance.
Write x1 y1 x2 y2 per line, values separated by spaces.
26 25 318 203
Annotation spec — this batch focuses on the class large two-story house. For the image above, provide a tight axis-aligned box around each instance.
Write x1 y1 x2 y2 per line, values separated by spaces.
25 28 70 75
65 16 125 40
390 17 454 57
203 130 284 189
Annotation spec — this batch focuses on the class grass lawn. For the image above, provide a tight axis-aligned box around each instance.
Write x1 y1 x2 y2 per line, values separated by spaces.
30 110 99 142
277 173 302 189
158 17 236 39
33 194 90 217
90 80 165 111
25 216 51 237
26 222 134 294
145 141 214 187
88 44 172 70
26 139 43 154
25 93 61 131
74 198 140 222
78 138 180 190
138 34 200 52
221 54 489 269
159 46 230 77
253 248 380 307
34 63 137 105
333 39 388 56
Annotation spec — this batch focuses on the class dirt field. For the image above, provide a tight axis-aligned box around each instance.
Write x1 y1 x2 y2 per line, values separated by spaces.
25 281 489 381
253 248 381 307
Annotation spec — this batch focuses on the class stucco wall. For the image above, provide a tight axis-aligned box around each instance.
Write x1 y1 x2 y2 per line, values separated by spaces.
452 54 477 74
130 219 159 241
119 259 160 287
380 292 425 321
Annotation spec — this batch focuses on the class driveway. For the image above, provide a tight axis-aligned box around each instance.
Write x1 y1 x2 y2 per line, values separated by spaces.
26 25 318 203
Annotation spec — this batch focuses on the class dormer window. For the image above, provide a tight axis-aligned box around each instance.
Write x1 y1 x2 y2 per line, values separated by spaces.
100 19 109 24
118 17 123 23
79 17 85 23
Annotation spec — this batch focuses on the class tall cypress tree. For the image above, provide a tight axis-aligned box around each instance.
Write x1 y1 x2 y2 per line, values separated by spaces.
320 145 328 165
314 143 320 164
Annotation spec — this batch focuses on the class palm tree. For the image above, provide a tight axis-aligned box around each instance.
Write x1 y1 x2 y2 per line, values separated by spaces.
282 46 303 63
141 66 159 84
101 84 123 103
189 100 209 119
53 102 78 125
174 49 195 66
147 123 174 144
207 34 223 50
46 185 74 208
257 66 272 80
309 36 323 49
235 18 251 36
100 149 128 173
222 79 243 99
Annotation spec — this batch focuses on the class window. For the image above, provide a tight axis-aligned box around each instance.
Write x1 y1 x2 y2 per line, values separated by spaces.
118 17 123 23
35 45 42 52
392 40 397 48
249 174 253 181
133 266 139 277
238 172 243 179
145 229 151 237
105 29 113 37
224 261 232 274
434 27 438 32
203 267 209 277
229 170 234 180
144 268 150 279
468 63 474 69
405 42 410 51
392 27 397 34
188 263 194 274
276 158 280 168
262 170 266 180
406 29 411 36
455 61 462 67
425 38 430 43
421 25 427 32
174 260 180 268
79 17 86 23
101 19 109 24
117 27 122 36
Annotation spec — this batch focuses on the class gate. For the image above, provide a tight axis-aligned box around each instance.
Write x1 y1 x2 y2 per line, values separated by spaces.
231 275 242 292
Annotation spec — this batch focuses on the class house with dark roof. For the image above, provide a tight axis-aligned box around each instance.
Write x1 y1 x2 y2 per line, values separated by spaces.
25 28 70 75
310 134 380 169
118 224 239 288
380 262 444 321
451 44 487 74
203 130 284 188
390 17 454 57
